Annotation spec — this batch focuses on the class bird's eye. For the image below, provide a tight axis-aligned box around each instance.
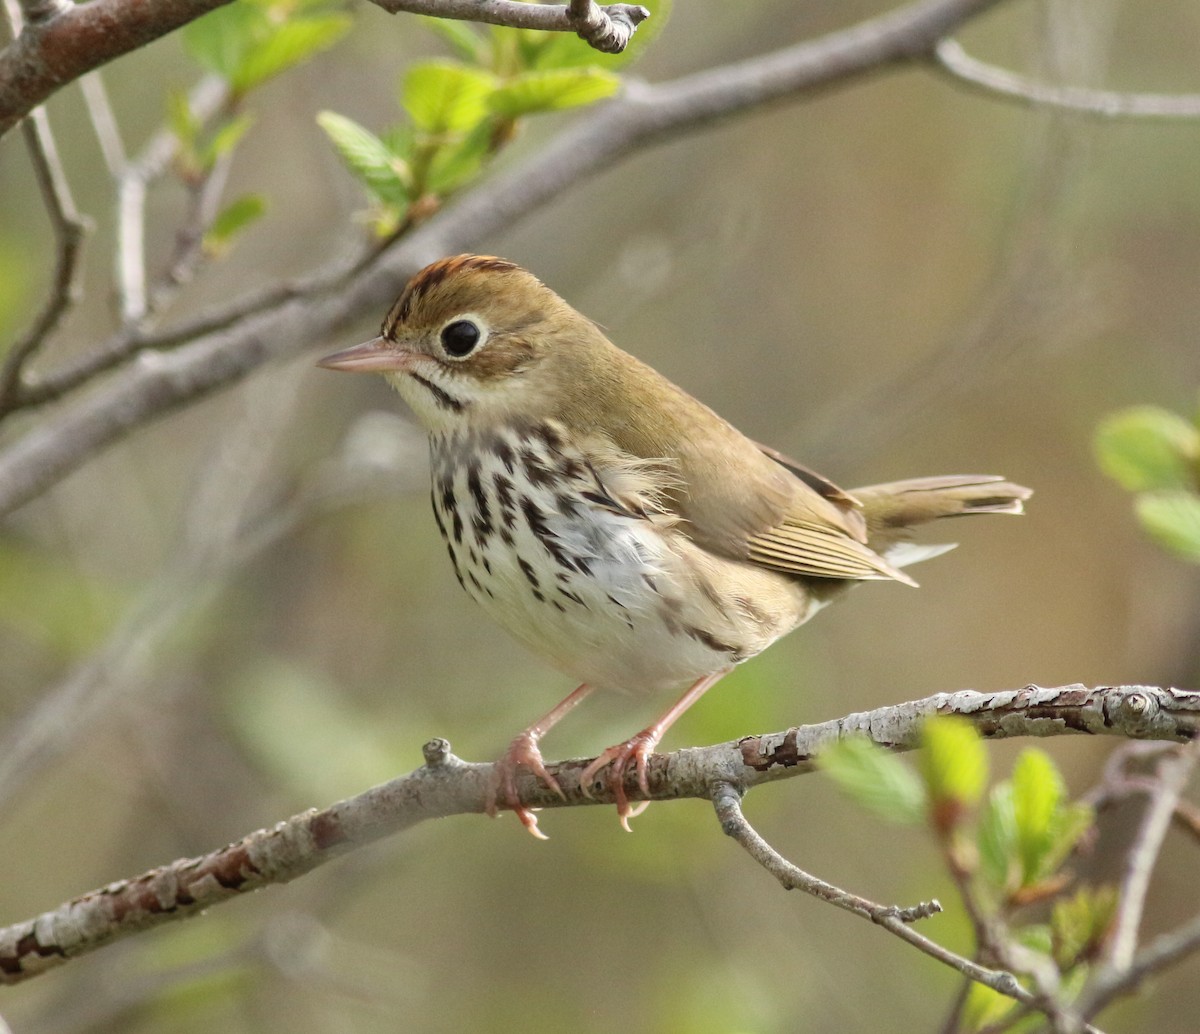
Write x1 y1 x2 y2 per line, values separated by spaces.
440 319 482 358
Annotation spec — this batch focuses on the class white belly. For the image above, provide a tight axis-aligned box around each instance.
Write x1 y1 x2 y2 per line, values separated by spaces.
428 425 789 694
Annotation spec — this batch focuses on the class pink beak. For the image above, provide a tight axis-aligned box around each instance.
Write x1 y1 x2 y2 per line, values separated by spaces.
317 337 414 373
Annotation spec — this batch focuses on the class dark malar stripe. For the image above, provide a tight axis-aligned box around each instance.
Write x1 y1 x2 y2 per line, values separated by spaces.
410 373 464 412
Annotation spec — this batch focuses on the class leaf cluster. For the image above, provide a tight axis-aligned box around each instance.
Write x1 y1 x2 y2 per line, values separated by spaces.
1095 398 1200 562
317 4 667 235
168 0 354 259
819 719 1114 1031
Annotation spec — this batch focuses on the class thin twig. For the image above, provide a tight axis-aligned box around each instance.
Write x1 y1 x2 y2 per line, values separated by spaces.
0 685 1195 985
369 0 649 53
147 146 235 312
933 39 1200 118
1105 740 1199 971
710 784 1044 1009
0 104 90 410
1080 743 1200 845
1082 911 1200 1019
114 74 231 325
78 70 127 174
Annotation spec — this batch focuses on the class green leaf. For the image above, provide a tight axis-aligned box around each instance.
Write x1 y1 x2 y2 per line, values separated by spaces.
816 737 927 825
182 3 261 80
1095 405 1199 492
1044 800 1094 875
1052 885 1118 970
232 14 352 93
488 67 619 118
317 111 411 206
403 61 498 134
419 15 487 64
198 113 255 169
961 982 1018 1033
425 120 493 194
203 193 267 255
920 716 987 828
1011 748 1088 886
978 782 1017 892
167 88 200 148
183 5 350 95
1135 490 1200 562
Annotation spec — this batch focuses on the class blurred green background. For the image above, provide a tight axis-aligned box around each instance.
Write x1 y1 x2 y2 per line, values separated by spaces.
1 0 1199 1031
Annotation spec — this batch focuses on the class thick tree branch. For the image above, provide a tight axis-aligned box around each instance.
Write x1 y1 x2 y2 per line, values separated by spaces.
0 684 1194 985
0 0 1008 516
0 0 233 139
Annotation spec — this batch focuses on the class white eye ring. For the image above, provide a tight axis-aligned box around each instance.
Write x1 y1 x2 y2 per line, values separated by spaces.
439 316 487 359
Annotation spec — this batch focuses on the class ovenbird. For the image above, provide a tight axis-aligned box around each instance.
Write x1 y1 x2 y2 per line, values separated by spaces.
319 255 1031 837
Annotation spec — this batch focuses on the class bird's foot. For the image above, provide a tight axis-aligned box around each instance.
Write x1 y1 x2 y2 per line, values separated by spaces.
487 730 565 840
578 730 659 831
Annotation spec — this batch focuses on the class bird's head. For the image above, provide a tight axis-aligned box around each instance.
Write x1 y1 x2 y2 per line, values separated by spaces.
318 255 600 434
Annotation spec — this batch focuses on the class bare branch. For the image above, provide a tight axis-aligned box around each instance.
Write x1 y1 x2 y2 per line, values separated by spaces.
0 684 1194 985
1081 742 1200 846
0 103 90 409
0 0 233 139
114 74 231 326
711 784 1056 1019
146 146 234 312
1082 912 1200 1020
370 0 650 54
0 0 1010 515
1105 741 1199 972
78 71 127 174
933 39 1200 118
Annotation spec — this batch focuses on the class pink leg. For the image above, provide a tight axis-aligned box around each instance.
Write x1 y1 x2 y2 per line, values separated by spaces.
579 669 731 831
490 682 596 839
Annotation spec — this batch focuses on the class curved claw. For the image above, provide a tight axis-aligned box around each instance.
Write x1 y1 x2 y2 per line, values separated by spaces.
487 730 565 839
578 731 659 830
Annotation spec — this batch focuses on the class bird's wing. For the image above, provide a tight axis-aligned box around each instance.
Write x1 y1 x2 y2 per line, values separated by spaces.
742 441 916 584
565 343 914 586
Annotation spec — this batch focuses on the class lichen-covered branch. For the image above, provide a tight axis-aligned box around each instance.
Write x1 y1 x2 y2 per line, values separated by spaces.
1 684 1194 986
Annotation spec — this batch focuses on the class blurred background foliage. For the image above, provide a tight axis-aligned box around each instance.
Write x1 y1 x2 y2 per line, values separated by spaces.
1 0 1199 1031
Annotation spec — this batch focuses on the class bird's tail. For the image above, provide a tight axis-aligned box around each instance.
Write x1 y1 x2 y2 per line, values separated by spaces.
850 475 1032 576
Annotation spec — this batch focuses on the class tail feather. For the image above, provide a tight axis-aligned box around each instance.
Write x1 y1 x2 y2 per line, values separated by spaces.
852 475 1032 531
843 475 1031 582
